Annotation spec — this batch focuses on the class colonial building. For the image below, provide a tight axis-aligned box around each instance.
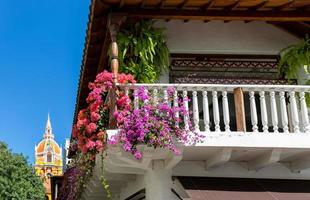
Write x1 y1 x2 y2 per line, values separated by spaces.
35 114 63 200
65 0 310 199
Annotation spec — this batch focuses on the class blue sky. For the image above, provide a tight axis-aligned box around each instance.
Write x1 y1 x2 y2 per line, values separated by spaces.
0 0 90 164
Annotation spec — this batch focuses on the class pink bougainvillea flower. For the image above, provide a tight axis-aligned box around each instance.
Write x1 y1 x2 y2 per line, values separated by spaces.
86 123 97 134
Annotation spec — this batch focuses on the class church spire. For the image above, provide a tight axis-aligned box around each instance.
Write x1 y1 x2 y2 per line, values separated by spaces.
44 113 54 139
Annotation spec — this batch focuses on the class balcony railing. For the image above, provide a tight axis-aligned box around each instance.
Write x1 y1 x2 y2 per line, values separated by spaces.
116 83 310 134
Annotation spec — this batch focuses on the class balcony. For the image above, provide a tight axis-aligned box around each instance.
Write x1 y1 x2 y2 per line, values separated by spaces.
103 83 310 175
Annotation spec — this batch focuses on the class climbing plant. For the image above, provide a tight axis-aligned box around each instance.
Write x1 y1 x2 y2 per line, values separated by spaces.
278 36 310 81
115 20 169 83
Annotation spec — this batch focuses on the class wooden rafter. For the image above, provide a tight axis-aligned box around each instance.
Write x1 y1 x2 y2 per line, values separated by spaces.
226 0 240 11
139 0 146 8
250 0 269 11
115 9 310 22
119 0 125 8
201 0 215 10
275 0 295 11
157 0 165 9
178 0 189 9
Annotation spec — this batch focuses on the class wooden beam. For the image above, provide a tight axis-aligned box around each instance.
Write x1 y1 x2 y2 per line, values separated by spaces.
234 88 246 132
139 0 146 8
178 0 189 9
157 0 165 9
250 0 269 11
115 9 310 22
248 149 282 170
119 0 125 8
275 0 295 11
226 0 240 10
205 148 232 170
201 0 214 10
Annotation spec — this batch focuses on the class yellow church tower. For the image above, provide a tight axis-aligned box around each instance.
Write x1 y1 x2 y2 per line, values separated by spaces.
35 114 63 200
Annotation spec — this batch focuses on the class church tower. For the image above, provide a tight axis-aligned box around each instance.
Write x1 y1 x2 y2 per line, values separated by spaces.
35 114 63 200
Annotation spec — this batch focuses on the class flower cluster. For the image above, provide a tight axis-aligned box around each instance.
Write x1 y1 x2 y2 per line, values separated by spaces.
72 71 135 156
113 86 201 160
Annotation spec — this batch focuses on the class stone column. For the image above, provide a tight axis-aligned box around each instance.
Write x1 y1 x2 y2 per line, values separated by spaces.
144 160 174 200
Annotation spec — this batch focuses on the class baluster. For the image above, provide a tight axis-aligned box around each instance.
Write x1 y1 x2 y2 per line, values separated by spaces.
143 88 149 104
152 88 158 105
300 92 310 133
289 91 300 133
134 88 139 110
163 88 169 105
124 87 130 104
222 91 230 132
212 91 220 132
249 91 258 132
280 92 289 133
183 90 189 130
270 91 279 133
192 91 200 131
173 90 179 128
202 91 210 132
259 91 269 133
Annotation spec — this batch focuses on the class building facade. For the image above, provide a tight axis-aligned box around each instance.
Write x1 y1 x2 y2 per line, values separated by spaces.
65 0 310 199
35 114 63 200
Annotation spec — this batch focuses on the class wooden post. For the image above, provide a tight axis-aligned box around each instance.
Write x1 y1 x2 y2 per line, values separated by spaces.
234 87 246 132
107 14 126 128
108 13 126 84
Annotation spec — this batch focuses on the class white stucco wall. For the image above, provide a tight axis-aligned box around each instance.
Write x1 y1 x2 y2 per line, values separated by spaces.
155 20 300 55
156 20 300 83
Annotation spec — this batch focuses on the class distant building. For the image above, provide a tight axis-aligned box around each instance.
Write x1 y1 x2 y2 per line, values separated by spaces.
34 114 63 200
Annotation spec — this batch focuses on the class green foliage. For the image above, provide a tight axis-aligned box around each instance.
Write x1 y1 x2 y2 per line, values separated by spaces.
0 141 46 200
278 36 310 81
116 20 169 83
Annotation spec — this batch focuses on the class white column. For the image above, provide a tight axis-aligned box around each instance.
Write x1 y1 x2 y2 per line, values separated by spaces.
203 91 210 132
249 91 258 132
300 92 310 133
192 91 200 131
212 91 220 132
280 91 289 133
222 91 230 132
290 91 300 133
259 91 269 133
144 160 174 200
270 91 279 133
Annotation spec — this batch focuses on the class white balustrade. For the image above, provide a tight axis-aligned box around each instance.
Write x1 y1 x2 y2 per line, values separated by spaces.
192 91 200 131
300 92 310 133
249 91 258 133
152 88 158 105
163 88 168 104
133 88 139 110
118 83 310 134
279 91 289 133
222 91 230 132
259 91 269 133
269 91 279 133
289 91 300 133
202 91 210 132
173 90 179 128
212 91 221 132
183 90 189 131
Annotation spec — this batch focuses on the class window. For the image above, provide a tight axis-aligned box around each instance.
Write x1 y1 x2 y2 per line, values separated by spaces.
47 152 52 162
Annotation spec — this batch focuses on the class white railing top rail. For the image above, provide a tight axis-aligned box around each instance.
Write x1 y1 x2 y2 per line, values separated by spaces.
117 83 310 92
